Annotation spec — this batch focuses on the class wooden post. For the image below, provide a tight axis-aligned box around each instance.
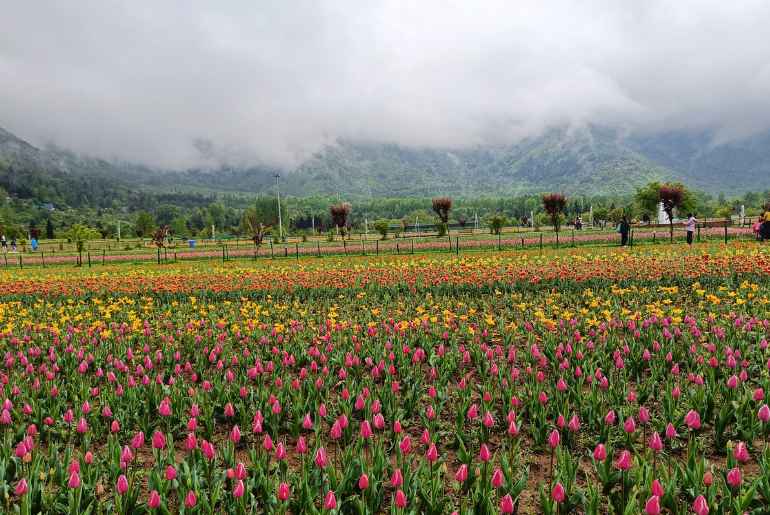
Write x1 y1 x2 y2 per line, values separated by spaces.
411 238 414 254
571 230 575 247
222 246 226 263
87 252 91 267
376 240 379 256
18 255 22 269
697 226 701 243
41 251 45 268
724 224 728 244
361 235 366 256
498 232 501 251
295 242 299 261
456 236 460 255
539 234 543 253
397 243 400 255
158 248 161 265
270 241 274 259
317 241 321 257
521 237 524 249
102 249 106 265
343 239 347 255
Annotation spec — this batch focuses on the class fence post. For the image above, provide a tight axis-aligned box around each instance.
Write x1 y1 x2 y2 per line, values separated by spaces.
270 241 274 259
376 240 379 256
498 232 501 251
539 234 543 253
571 230 575 247
343 239 347 255
456 236 460 255
103 249 106 265
697 226 701 243
397 243 400 255
41 251 46 268
18 255 22 269
158 248 161 265
87 252 91 267
295 242 299 261
361 235 366 256
317 241 321 257
630 230 634 247
724 224 728 244
175 252 178 263
3 253 7 268
411 238 414 254
521 237 524 249
222 246 226 263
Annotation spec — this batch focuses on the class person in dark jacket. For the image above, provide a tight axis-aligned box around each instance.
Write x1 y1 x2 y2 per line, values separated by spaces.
619 217 631 246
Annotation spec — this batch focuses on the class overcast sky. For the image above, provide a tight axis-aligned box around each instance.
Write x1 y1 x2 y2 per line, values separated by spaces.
2 0 770 169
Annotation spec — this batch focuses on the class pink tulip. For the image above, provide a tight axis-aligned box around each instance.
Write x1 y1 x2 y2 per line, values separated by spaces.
14 478 28 496
360 420 373 439
185 490 197 508
492 468 504 488
665 422 678 439
551 482 565 503
391 468 403 487
759 404 770 423
426 443 439 463
131 431 145 449
400 436 412 455
315 447 328 468
151 431 166 450
593 443 607 461
726 467 742 488
548 429 560 449
649 432 663 452
116 475 129 495
230 425 241 444
614 450 632 471
148 490 161 509
651 479 664 497
296 436 308 454
568 415 580 432
479 443 491 462
684 410 701 430
623 417 636 434
323 490 337 510
645 495 661 515
68 472 81 488
165 465 177 481
733 441 750 463
395 490 407 508
233 480 245 498
692 495 709 515
500 493 515 514
455 464 468 482
278 482 290 501
358 474 369 490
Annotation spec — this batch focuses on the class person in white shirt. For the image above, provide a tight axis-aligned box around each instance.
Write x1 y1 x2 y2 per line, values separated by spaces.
685 213 697 245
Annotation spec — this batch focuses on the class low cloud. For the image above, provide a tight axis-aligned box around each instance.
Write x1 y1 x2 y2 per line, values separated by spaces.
2 0 770 169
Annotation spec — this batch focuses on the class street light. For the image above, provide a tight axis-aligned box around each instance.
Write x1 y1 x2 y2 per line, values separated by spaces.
274 173 283 240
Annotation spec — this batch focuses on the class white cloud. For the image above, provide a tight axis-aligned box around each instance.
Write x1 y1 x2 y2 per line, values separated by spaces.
2 0 769 169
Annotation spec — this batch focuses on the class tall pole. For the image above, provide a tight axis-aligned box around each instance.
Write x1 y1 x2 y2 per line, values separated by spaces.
275 173 283 240
117 220 121 241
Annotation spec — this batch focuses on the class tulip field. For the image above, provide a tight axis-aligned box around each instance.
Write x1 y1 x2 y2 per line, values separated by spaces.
2 243 770 514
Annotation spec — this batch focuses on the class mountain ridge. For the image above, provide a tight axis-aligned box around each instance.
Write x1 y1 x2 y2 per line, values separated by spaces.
2 124 769 208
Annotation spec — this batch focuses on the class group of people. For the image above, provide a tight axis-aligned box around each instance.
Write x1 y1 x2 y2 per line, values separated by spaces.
0 235 17 252
754 211 770 240
619 211 770 246
618 212 699 246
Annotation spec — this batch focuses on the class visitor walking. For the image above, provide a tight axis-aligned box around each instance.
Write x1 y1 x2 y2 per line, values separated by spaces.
685 213 697 245
10 237 16 252
0 235 6 252
618 216 631 246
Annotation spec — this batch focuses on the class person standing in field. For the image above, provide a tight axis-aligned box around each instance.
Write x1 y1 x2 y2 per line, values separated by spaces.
0 235 6 252
618 216 631 246
685 213 697 245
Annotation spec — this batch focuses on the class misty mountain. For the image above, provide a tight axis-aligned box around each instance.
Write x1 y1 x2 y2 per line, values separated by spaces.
2 124 770 209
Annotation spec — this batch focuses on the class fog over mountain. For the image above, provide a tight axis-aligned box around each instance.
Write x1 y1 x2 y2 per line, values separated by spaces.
2 1 770 174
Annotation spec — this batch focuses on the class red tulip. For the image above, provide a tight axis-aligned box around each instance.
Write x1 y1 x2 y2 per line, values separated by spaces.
395 490 407 508
185 490 197 508
278 482 290 501
358 474 369 490
492 468 504 488
116 475 129 495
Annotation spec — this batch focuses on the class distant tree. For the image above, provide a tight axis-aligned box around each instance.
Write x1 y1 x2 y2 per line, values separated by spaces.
63 224 100 255
634 182 662 220
152 225 171 248
170 217 189 238
241 208 271 248
134 211 156 238
329 203 351 239
45 218 55 239
658 183 693 242
432 197 452 237
373 219 390 240
542 193 567 234
487 214 507 235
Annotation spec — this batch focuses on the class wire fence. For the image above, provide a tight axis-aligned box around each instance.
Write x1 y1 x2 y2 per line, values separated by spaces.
0 223 761 270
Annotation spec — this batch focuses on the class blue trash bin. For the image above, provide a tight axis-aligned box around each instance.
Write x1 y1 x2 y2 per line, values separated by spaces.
188 239 196 248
